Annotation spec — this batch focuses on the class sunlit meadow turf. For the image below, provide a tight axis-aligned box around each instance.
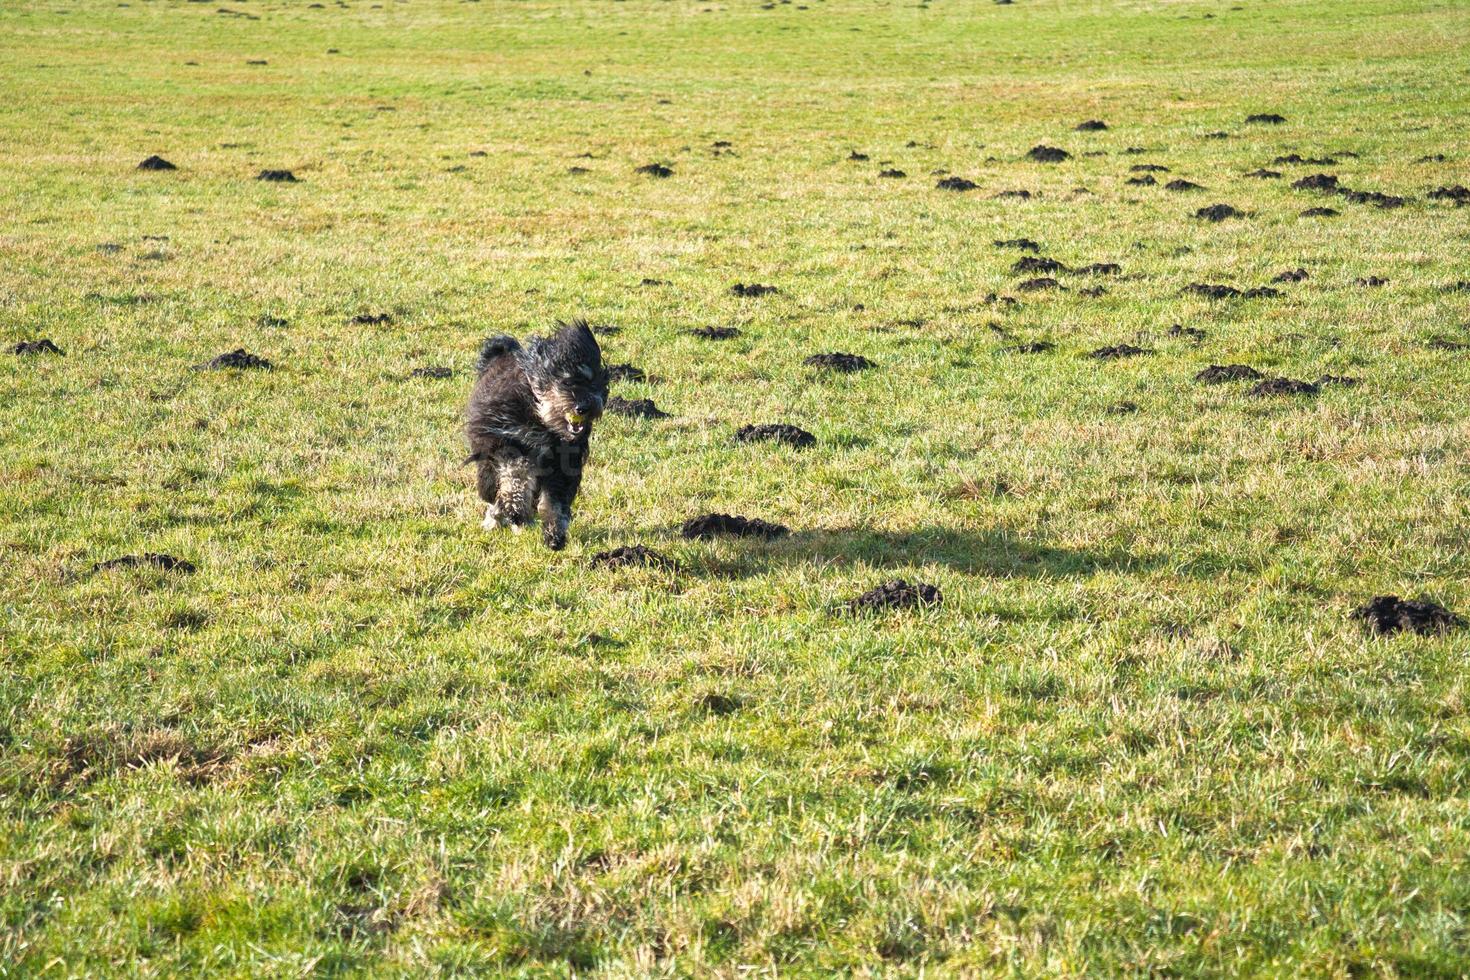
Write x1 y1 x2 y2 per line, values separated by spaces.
3 0 1470 973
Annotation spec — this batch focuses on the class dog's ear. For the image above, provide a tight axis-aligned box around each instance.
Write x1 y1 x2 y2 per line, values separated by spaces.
476 335 522 374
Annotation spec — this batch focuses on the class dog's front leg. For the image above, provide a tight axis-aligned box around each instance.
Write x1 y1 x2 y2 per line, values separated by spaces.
537 489 572 551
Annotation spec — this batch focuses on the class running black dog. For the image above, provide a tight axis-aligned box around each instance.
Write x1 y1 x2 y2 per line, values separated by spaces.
465 320 608 550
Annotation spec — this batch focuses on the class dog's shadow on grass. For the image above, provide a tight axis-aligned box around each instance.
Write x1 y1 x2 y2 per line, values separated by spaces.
679 526 1161 579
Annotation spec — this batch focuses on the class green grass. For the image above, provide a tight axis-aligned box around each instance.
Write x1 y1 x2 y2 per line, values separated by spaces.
3 0 1470 973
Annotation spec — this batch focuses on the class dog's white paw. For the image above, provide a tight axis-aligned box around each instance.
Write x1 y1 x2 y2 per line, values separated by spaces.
482 505 507 530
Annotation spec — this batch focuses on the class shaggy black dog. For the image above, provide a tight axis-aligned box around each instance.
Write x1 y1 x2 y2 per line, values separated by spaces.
465 320 608 550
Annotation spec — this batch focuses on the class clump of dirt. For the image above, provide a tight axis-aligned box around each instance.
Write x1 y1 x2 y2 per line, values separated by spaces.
1089 344 1152 360
1075 120 1108 131
712 140 733 148
193 348 272 370
1356 276 1388 287
681 513 789 540
1184 283 1241 299
567 166 590 174
1078 286 1108 297
1203 131 1229 139
689 326 740 339
804 352 875 372
1027 145 1070 162
1249 377 1318 397
844 579 942 613
1130 164 1170 173
1316 374 1360 387
994 189 1032 199
1001 341 1054 354
1017 277 1062 291
1417 153 1448 163
878 168 907 178
1273 154 1338 165
731 282 778 297
590 545 680 570
1245 169 1282 178
735 423 816 448
640 278 668 287
408 366 452 379
607 363 645 382
935 176 978 191
1340 189 1406 208
1168 324 1206 342
994 238 1040 252
848 150 869 161
11 339 64 356
1246 113 1286 124
351 312 392 325
1195 363 1262 384
1353 595 1463 636
256 170 298 182
1126 175 1157 186
1292 173 1339 191
1013 256 1066 274
1123 146 1149 154
1428 185 1470 204
137 155 177 171
589 323 620 336
635 163 673 177
1166 179 1205 191
1242 286 1280 299
93 553 197 574
1196 203 1244 221
1076 262 1121 275
607 396 669 418
1300 207 1340 217
1273 268 1309 283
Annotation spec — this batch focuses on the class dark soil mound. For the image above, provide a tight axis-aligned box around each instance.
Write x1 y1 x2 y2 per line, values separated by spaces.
1168 324 1206 342
1273 268 1309 283
590 545 680 570
1089 344 1152 360
994 189 1032 199
1249 377 1318 397
1001 341 1055 354
193 348 272 370
1203 131 1229 139
1315 374 1360 387
731 282 778 297
607 363 645 383
1292 173 1339 191
1356 276 1388 287
1353 595 1463 636
1075 262 1121 275
1078 286 1108 298
635 163 673 177
408 366 452 379
93 553 196 574
1027 145 1070 162
681 513 789 540
735 423 816 448
1428 185 1470 203
1013 256 1066 274
1185 283 1241 299
1166 179 1205 191
845 579 942 613
878 168 907 178
137 155 177 171
1075 120 1108 131
607 396 669 419
1129 164 1170 173
1245 169 1282 179
994 238 1040 252
11 339 64 356
1339 189 1406 208
1195 363 1262 384
640 278 669 286
1242 286 1280 299
1300 207 1340 217
351 312 392 325
1196 203 1244 221
256 170 298 182
935 176 978 191
1246 113 1286 124
1016 277 1062 291
1273 154 1337 165
1126 174 1157 186
689 326 741 339
1417 153 1448 163
804 352 875 372
848 150 869 161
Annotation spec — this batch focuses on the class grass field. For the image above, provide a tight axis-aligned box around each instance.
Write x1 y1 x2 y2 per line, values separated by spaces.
4 0 1470 973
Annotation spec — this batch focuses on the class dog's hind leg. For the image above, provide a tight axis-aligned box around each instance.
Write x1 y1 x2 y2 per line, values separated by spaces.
493 458 536 532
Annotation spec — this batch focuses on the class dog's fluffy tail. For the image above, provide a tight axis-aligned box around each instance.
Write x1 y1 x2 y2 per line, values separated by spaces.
475 335 522 374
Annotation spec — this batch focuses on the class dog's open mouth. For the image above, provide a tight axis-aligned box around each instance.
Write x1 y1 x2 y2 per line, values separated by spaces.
565 411 589 435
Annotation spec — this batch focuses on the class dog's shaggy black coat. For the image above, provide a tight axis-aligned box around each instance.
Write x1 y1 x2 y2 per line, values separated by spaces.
465 320 608 550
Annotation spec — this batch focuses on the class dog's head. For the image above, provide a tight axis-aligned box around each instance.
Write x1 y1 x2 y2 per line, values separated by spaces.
524 320 609 440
